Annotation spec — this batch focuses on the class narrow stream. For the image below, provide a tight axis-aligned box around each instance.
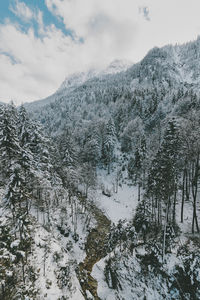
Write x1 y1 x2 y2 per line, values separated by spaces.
77 204 111 299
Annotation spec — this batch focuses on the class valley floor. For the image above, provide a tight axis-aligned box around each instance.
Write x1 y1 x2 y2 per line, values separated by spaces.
0 168 200 300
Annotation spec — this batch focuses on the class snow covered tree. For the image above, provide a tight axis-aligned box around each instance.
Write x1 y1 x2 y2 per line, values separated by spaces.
102 118 116 174
180 112 200 233
18 105 32 148
56 129 78 168
5 163 31 216
81 123 101 166
79 162 97 197
0 105 21 181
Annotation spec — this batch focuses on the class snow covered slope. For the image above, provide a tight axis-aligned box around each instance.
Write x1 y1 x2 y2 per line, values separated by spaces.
3 37 200 300
24 59 132 111
58 60 132 92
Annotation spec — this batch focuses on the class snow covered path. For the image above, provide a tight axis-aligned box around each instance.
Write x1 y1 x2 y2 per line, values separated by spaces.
93 170 139 224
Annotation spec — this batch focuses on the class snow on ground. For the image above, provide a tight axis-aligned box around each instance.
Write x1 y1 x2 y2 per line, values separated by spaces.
176 194 200 236
95 184 138 224
92 249 169 300
91 168 139 224
49 206 88 264
92 243 195 300
90 168 200 300
92 257 116 300
31 224 84 300
30 191 96 265
28 191 97 299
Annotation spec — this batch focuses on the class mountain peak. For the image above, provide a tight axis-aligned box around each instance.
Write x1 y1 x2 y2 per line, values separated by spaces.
103 59 133 75
58 69 98 92
58 59 132 92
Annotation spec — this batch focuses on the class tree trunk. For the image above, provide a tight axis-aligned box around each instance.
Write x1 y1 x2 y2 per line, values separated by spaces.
162 198 170 261
185 168 190 202
173 185 177 225
191 154 199 234
181 168 186 223
138 182 140 202
158 198 161 225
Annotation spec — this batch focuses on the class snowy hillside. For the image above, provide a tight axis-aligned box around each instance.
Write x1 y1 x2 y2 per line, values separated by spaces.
59 60 132 92
24 59 132 112
1 38 200 300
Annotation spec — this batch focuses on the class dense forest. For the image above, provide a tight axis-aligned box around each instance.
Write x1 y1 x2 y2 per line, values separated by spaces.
1 38 200 299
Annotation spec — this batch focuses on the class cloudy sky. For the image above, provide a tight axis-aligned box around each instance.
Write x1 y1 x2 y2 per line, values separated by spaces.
0 0 200 104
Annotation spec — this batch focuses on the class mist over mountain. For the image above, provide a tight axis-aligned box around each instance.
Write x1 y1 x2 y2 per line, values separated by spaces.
1 38 200 300
27 37 200 116
24 59 132 111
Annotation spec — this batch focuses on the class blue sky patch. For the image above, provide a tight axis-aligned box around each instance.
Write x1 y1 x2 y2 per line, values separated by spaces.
0 0 73 38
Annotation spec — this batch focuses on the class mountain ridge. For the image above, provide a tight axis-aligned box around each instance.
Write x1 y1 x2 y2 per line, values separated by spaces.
1 37 200 300
25 37 200 115
24 59 132 111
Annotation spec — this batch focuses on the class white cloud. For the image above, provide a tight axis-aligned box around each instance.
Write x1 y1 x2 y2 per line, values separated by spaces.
46 0 142 36
1 0 200 104
0 21 84 104
45 0 143 60
45 0 200 57
10 0 34 22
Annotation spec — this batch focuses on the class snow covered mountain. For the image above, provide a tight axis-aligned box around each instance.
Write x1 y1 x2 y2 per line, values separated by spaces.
127 39 200 90
1 38 200 300
25 37 200 117
25 59 132 111
58 60 132 92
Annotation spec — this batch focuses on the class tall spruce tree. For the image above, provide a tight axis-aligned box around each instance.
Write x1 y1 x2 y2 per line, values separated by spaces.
103 118 116 174
0 105 21 181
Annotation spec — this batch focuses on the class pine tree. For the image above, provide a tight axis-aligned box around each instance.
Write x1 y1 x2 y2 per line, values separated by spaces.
103 118 116 174
0 105 21 181
5 163 30 216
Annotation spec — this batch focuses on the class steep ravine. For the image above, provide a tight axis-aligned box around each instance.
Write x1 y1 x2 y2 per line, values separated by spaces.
77 203 111 299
